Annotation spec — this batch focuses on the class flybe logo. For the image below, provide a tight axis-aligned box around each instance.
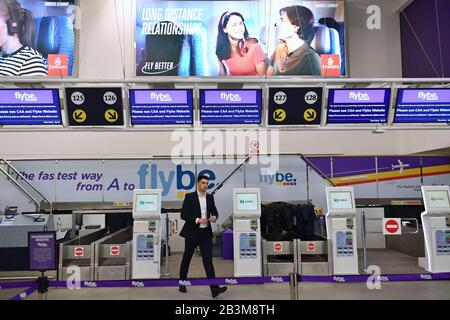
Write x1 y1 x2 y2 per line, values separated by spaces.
225 278 238 284
220 92 241 102
349 92 370 101
137 164 216 196
15 92 37 102
259 172 296 186
139 200 154 206
150 92 171 102
418 91 438 101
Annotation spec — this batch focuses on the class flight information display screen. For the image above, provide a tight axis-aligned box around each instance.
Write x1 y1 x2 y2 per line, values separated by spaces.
200 89 262 124
129 89 193 125
0 89 61 125
327 89 390 124
395 89 450 123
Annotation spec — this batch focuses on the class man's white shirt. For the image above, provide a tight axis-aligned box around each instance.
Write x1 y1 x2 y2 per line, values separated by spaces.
197 192 208 228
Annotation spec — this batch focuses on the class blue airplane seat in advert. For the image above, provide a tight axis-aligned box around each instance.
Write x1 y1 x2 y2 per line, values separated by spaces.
188 23 209 76
178 37 191 76
178 21 209 76
318 17 346 74
310 24 339 55
34 16 75 75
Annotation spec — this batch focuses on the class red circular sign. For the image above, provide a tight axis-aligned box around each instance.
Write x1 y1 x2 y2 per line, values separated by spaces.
385 219 399 234
307 242 316 251
274 243 282 252
74 247 84 257
110 246 120 256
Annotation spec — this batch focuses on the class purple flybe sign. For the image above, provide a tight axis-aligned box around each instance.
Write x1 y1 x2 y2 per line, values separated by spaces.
200 89 262 124
332 90 387 104
395 89 450 123
0 89 62 125
327 89 390 124
129 89 193 125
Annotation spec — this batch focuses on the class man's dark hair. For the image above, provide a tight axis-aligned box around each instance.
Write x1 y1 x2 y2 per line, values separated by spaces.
280 5 315 41
197 175 209 182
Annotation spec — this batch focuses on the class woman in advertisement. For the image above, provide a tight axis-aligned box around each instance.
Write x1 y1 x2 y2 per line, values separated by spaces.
268 5 320 76
215 11 266 76
0 0 47 76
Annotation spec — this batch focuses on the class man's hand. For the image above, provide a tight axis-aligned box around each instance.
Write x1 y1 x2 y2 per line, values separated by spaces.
208 216 217 223
198 218 207 225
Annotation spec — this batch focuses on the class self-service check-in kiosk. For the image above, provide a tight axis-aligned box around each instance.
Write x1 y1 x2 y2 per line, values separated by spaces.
132 189 162 279
233 188 262 277
326 187 359 275
420 186 450 273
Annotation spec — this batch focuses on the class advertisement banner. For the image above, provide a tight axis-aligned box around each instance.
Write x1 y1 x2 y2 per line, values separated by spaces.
135 0 346 77
4 157 449 224
0 0 76 77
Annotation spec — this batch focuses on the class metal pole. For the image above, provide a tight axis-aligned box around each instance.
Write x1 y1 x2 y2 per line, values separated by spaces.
161 213 170 277
289 272 299 300
361 210 368 273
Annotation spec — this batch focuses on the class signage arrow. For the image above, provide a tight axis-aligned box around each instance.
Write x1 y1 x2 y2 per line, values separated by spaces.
273 109 286 122
105 109 119 123
305 110 315 119
74 112 83 120
72 109 87 123
303 108 317 122
107 111 118 120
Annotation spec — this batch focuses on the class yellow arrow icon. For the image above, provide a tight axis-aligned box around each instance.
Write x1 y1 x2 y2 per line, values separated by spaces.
304 108 317 122
72 109 86 123
273 109 286 122
105 109 119 123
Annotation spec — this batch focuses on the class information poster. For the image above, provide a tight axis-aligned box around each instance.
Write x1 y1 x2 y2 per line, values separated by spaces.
28 231 57 271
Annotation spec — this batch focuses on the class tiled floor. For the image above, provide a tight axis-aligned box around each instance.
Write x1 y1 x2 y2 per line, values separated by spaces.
6 280 448 300
1 249 448 300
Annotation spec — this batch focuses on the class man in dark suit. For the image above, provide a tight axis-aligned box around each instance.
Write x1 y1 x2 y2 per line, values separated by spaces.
179 175 227 298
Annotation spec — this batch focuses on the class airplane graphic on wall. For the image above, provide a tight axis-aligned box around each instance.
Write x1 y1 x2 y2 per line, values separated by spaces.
391 160 411 173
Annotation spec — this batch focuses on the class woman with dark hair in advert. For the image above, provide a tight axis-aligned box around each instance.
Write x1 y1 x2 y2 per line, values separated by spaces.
215 11 266 76
0 0 48 76
268 5 320 76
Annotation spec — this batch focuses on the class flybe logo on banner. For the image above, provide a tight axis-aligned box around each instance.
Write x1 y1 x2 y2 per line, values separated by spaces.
137 164 215 196
349 92 370 101
418 92 439 101
15 92 37 102
259 172 297 186
150 92 171 102
220 92 241 102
